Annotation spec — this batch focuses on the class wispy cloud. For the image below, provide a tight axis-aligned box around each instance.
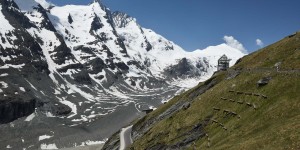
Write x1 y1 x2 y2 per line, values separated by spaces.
223 35 247 54
256 39 264 48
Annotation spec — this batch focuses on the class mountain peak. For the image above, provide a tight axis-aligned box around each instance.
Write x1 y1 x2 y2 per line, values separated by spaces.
35 0 54 8
89 0 101 5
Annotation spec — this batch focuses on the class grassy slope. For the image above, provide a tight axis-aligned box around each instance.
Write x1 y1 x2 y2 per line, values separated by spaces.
130 32 300 150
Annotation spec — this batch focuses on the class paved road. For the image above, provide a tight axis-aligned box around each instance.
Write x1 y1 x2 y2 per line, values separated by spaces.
119 125 133 150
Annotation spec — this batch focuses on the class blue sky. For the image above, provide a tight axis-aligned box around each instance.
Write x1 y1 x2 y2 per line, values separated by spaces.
48 0 300 53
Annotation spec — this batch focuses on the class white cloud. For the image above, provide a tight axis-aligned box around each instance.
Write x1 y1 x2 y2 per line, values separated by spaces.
223 35 247 54
256 39 264 48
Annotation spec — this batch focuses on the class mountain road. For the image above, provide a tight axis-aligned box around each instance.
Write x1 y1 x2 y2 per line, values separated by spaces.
119 125 133 150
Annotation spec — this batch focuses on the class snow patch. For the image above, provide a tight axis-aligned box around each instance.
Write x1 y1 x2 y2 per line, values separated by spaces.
149 106 157 110
54 89 61 95
39 135 53 141
0 81 8 88
20 87 26 92
25 113 36 121
0 63 26 69
80 140 105 146
45 112 55 117
0 73 8 77
40 143 58 149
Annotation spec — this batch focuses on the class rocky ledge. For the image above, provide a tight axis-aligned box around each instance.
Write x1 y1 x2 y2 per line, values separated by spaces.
0 96 36 124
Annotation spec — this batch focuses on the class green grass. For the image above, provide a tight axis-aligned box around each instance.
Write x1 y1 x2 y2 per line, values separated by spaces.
130 32 300 150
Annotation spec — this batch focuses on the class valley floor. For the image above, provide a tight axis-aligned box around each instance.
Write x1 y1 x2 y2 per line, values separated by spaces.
0 86 181 150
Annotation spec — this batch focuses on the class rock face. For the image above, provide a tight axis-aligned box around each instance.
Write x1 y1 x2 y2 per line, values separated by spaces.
164 58 200 78
0 0 47 124
0 97 36 124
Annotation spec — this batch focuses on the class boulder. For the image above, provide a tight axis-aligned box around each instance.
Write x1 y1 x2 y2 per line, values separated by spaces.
257 77 272 87
274 62 282 71
181 102 190 110
54 104 72 116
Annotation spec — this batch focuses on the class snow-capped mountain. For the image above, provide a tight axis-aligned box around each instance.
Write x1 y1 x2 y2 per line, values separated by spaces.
0 0 245 149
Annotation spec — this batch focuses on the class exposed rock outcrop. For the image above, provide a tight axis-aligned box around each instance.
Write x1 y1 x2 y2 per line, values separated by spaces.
0 98 36 124
257 77 272 87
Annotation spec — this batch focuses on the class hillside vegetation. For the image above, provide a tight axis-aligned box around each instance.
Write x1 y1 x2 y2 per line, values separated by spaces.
129 32 300 150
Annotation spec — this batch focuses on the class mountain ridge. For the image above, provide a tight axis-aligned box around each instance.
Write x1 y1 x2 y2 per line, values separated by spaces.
0 0 245 149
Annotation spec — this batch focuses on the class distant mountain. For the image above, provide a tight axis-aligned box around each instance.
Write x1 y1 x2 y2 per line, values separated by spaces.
105 32 300 150
0 0 245 149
